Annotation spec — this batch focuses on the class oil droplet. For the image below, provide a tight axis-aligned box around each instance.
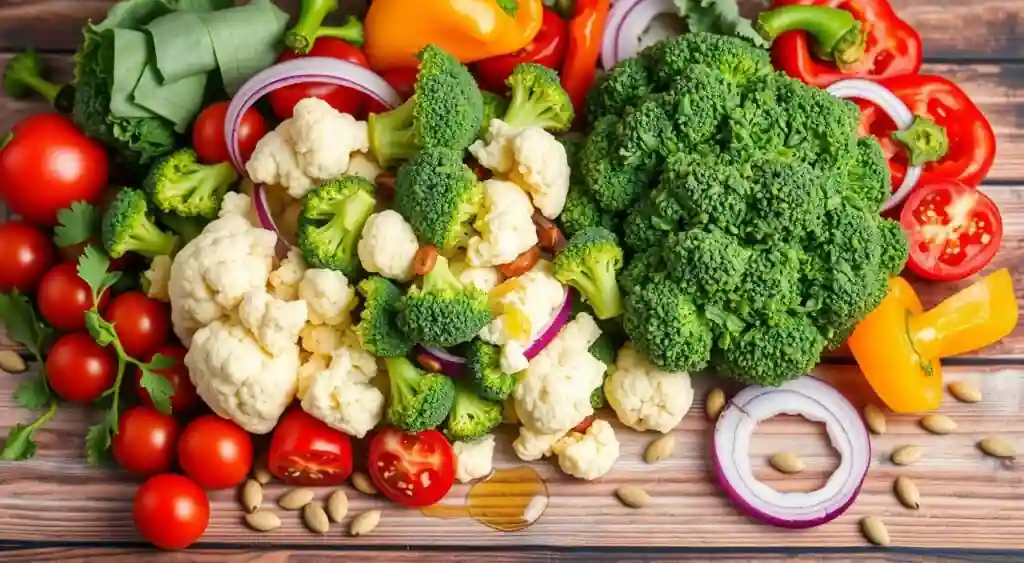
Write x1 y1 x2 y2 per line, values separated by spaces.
421 466 549 532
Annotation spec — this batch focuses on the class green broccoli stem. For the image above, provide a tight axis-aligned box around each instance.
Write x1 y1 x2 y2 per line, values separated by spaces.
2 51 66 105
421 256 460 291
385 357 419 402
285 0 365 54
367 99 418 168
129 221 179 258
891 116 950 166
755 6 867 69
574 266 624 320
318 189 376 253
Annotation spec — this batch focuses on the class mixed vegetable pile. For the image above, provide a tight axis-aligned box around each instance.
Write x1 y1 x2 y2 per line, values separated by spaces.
0 0 1018 550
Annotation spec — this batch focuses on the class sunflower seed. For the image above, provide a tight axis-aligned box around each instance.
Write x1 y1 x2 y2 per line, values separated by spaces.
644 435 675 464
894 476 920 509
351 472 378 496
891 445 924 466
615 486 651 508
769 451 805 474
350 510 382 536
978 436 1016 459
278 488 315 510
705 388 725 421
948 381 982 403
326 489 348 522
0 350 27 373
244 510 281 532
240 479 262 514
920 414 957 435
863 404 886 435
861 516 890 546
302 502 330 534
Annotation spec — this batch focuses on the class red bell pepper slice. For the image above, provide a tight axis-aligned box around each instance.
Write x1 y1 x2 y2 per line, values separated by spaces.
560 0 611 118
473 8 569 94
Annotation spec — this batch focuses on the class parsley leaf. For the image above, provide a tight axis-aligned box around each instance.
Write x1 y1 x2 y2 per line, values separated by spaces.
76 246 122 301
85 411 117 467
0 292 52 360
53 201 99 248
674 0 770 47
139 366 175 415
13 374 53 409
1 402 57 461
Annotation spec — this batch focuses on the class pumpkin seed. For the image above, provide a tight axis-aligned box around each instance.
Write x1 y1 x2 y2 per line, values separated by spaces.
891 445 924 466
948 381 982 403
0 350 27 373
278 488 315 510
240 479 262 514
705 388 725 421
252 457 273 485
769 451 805 474
351 472 378 495
860 516 890 546
920 414 957 435
978 436 1016 459
644 435 675 464
894 476 920 509
326 489 348 522
244 510 281 532
302 502 330 534
863 404 886 435
350 510 382 536
615 485 651 508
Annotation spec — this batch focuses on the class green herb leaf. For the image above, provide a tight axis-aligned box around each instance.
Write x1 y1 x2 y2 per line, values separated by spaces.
674 0 770 48
0 292 52 359
147 353 175 371
77 245 122 301
85 311 117 347
53 201 100 248
0 423 38 461
139 367 175 415
13 375 53 410
85 413 116 467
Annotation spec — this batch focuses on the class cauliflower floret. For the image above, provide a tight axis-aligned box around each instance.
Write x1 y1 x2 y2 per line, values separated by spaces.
480 263 565 374
297 353 329 400
469 119 519 175
300 324 377 374
468 180 538 268
513 314 605 435
269 248 308 301
143 255 172 302
219 191 257 224
298 268 356 326
245 121 314 199
238 289 308 357
453 435 496 483
553 419 619 480
513 425 565 462
451 257 503 293
346 152 383 182
605 344 694 433
186 320 300 434
357 210 419 282
301 346 384 438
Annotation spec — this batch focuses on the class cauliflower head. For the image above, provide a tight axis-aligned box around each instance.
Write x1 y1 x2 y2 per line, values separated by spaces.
468 179 538 268
238 289 308 357
269 248 308 301
301 345 385 438
605 344 694 433
480 262 566 374
299 268 356 326
357 210 419 282
453 435 496 483
143 255 172 302
553 419 620 480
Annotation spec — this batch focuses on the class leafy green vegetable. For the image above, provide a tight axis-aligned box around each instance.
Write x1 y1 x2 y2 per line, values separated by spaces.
53 201 100 248
674 0 769 47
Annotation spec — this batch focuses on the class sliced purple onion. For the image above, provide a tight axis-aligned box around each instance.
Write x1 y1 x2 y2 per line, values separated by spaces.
601 0 677 69
252 184 289 258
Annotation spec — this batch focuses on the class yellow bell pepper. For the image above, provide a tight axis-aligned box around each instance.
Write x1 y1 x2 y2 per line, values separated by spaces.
848 270 1019 413
364 0 544 71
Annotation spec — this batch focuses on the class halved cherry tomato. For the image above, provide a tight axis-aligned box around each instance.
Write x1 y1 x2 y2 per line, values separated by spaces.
268 408 354 486
135 344 201 414
900 180 1002 282
473 8 568 94
270 38 371 120
367 427 455 508
365 66 419 115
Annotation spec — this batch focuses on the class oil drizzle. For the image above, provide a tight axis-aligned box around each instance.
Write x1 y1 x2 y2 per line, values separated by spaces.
421 466 549 532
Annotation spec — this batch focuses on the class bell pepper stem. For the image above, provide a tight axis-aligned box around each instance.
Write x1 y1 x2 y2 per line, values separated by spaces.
892 116 949 166
755 6 867 69
285 0 365 54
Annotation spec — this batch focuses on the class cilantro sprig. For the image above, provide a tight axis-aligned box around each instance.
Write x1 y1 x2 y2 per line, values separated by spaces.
0 292 57 461
53 201 99 248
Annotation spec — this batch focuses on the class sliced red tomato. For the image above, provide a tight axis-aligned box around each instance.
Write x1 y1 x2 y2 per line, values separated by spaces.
267 408 353 486
900 180 1002 282
367 427 455 508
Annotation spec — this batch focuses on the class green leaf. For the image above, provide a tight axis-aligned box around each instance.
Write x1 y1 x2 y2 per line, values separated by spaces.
0 292 52 359
53 202 100 248
146 353 175 371
139 367 175 415
85 416 115 467
0 423 38 461
85 311 117 347
13 375 53 410
77 246 123 300
674 0 770 47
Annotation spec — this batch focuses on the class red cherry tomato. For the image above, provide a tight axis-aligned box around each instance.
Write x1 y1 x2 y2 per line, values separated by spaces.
46 332 116 404
112 406 180 477
900 180 1003 282
192 101 267 165
0 221 54 292
367 427 455 508
103 291 170 359
270 38 371 119
135 344 201 414
472 8 568 94
178 415 253 490
0 113 109 225
36 262 107 332
267 408 353 486
133 474 209 550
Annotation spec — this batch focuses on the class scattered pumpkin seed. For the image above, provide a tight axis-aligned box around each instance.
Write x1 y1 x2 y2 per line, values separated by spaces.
920 414 957 435
244 510 281 532
705 388 725 421
644 435 675 464
769 451 805 474
326 489 348 522
351 472 378 495
350 510 382 536
891 445 924 466
252 457 273 485
240 479 262 514
278 488 315 510
948 381 982 403
894 476 920 510
860 516 890 546
615 485 651 508
0 350 27 373
302 502 330 534
978 436 1016 460
863 404 886 435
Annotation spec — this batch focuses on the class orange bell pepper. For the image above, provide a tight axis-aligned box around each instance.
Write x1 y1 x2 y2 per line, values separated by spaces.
848 270 1019 413
364 0 544 71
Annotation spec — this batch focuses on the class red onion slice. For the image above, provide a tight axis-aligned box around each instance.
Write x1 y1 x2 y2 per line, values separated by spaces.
252 184 290 258
601 0 677 69
419 346 468 377
712 376 870 529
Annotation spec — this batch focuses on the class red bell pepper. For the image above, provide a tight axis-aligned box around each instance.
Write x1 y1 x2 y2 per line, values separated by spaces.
858 75 996 190
560 0 610 118
473 8 569 94
756 0 922 88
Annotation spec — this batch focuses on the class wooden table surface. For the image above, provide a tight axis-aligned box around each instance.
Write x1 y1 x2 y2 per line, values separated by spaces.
1 0 1022 561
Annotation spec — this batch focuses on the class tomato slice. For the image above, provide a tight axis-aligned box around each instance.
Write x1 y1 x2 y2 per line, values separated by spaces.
367 427 455 508
268 408 353 486
900 180 1002 282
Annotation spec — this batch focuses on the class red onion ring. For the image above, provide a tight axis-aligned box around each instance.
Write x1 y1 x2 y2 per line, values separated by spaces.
712 376 870 529
252 184 290 258
601 0 676 69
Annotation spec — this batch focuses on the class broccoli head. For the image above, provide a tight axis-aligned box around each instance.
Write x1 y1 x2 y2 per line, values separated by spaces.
355 276 414 357
385 357 456 432
144 148 239 219
101 189 179 259
842 136 891 212
502 63 574 132
398 256 493 348
368 45 483 168
559 185 619 239
553 227 624 320
444 380 503 442
298 175 377 277
479 91 510 138
664 65 739 147
618 247 668 296
579 116 654 212
623 280 713 373
663 230 752 300
585 57 651 127
465 340 516 401
713 313 827 387
394 148 483 251
640 32 771 89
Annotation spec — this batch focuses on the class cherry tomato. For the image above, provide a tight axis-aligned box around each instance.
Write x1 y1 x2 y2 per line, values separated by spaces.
473 8 568 94
46 332 116 404
270 38 371 119
0 114 109 226
37 262 107 332
103 291 170 359
268 408 353 486
367 427 455 508
135 344 201 414
572 416 595 433
133 474 209 550
192 101 267 165
365 67 419 115
900 180 1003 282
112 406 180 477
0 221 54 292
178 415 253 490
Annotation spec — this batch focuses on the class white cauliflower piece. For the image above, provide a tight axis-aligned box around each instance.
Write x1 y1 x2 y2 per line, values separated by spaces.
186 320 300 434
451 257 503 293
513 425 566 462
301 346 384 438
469 119 519 175
245 121 314 199
144 255 172 302
219 191 256 223
269 248 308 301
297 353 329 400
479 263 565 374
298 268 356 326
453 435 496 483
238 289 308 357
468 180 538 268
553 419 619 480
357 210 419 282
605 344 694 433
513 313 605 435
300 324 346 356
346 152 383 182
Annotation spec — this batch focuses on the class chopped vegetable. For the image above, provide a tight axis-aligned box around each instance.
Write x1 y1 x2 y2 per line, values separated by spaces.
397 256 493 348
144 148 239 219
553 227 624 320
444 380 503 442
385 356 456 432
298 175 377 277
101 189 179 260
393 148 484 251
465 340 516 401
355 276 415 357
503 63 575 132
473 7 569 94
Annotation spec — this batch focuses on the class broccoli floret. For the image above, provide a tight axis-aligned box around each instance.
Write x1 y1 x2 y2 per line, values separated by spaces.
559 186 619 239
3 50 71 110
714 313 827 387
368 45 483 168
101 189 179 259
640 32 771 89
298 175 377 277
579 116 653 212
465 340 516 401
284 0 364 54
157 212 209 245
393 148 483 250
615 95 675 166
385 357 456 432
553 228 624 320
622 195 677 253
731 244 802 323
355 276 414 357
398 256 493 348
663 230 751 300
623 280 713 372
619 247 668 296
876 218 909 277
444 380 503 442
660 152 748 233
479 91 510 138
502 63 574 132
843 136 891 212
745 158 825 241
585 58 651 126
144 148 238 219
663 65 739 147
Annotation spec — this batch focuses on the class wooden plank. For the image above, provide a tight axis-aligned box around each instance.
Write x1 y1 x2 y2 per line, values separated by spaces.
1 363 1022 550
